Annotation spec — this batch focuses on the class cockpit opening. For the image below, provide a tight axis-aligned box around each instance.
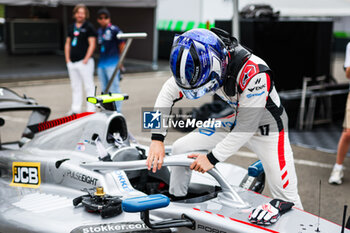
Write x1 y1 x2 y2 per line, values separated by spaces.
107 116 128 143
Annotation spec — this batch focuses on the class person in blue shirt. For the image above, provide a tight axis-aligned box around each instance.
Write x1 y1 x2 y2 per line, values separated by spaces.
96 8 125 111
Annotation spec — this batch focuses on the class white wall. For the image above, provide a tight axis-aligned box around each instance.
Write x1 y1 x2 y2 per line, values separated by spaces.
158 0 233 23
333 16 350 32
158 0 350 24
202 0 233 22
158 0 202 23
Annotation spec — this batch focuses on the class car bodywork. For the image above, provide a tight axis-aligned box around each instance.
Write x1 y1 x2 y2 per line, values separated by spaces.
0 87 348 233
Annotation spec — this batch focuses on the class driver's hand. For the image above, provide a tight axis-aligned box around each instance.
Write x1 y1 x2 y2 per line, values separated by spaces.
188 154 214 173
147 140 165 173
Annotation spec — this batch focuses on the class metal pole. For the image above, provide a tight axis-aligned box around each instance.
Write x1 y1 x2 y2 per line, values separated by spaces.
152 5 159 70
298 77 311 130
341 205 347 233
104 38 132 94
104 33 147 94
232 0 240 40
199 0 203 25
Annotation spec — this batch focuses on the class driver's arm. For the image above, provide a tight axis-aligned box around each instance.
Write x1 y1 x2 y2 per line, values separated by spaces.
207 73 269 164
147 78 183 172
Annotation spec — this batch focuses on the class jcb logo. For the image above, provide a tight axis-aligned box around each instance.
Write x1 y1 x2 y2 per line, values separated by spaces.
11 162 41 188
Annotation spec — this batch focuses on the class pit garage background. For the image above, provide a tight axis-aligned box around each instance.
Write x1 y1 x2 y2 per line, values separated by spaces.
0 0 158 65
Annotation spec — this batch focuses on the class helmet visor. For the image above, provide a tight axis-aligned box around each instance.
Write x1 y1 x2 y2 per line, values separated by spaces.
179 74 220 99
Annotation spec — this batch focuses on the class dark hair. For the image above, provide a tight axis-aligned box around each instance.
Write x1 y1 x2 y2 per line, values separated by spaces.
73 4 90 19
97 8 111 18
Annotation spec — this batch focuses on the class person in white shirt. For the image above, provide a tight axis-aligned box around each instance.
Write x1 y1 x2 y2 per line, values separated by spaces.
329 42 350 184
64 4 96 115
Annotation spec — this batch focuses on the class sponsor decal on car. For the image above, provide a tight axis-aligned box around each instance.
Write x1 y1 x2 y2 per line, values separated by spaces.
84 139 96 145
76 142 86 151
66 170 98 186
198 224 227 233
115 170 134 192
70 222 150 233
10 162 41 188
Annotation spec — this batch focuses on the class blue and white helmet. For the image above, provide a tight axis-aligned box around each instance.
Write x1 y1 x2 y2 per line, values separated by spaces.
170 29 228 99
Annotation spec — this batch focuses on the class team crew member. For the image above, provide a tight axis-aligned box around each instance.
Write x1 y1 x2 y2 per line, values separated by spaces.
96 8 125 111
146 29 303 223
65 4 96 115
329 42 350 184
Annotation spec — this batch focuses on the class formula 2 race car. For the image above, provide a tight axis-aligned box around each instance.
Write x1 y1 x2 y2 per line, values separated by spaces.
0 87 348 233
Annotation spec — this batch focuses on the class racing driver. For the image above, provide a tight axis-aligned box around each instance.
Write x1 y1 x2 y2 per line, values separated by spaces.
146 28 303 224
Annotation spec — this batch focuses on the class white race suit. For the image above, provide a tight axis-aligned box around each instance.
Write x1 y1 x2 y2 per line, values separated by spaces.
151 54 303 209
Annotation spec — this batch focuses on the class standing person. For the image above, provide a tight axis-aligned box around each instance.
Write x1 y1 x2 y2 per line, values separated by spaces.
96 8 125 111
329 42 350 184
65 4 96 115
146 28 303 225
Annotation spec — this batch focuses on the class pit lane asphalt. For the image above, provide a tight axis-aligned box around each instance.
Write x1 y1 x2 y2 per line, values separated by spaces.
1 70 349 227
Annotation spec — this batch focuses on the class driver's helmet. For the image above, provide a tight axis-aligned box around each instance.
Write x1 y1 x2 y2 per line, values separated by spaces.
170 28 228 99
